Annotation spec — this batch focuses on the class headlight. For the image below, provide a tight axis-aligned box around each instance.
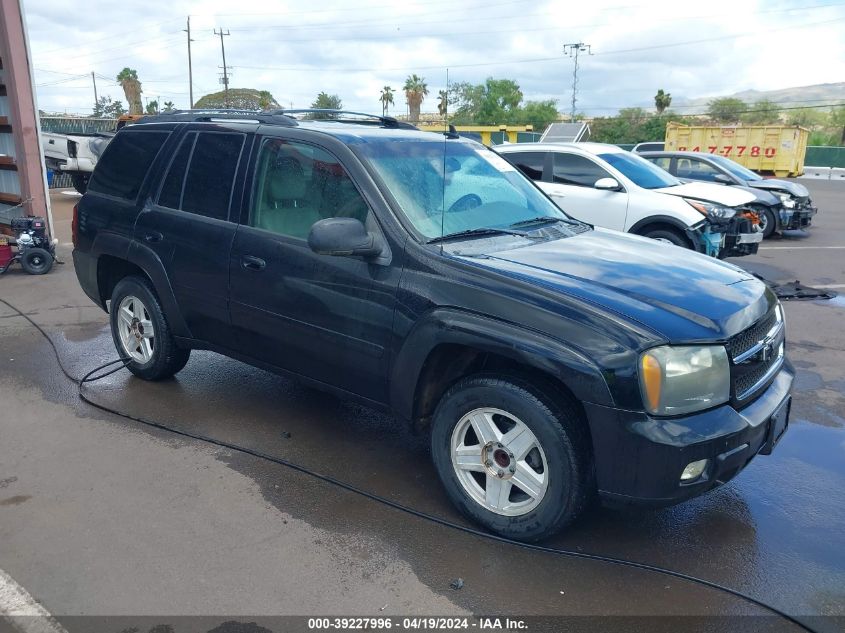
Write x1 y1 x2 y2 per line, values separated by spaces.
639 346 730 416
685 199 736 220
778 194 796 209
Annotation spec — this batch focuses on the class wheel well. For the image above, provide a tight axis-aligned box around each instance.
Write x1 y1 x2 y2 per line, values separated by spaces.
633 222 691 247
96 256 150 307
412 344 588 435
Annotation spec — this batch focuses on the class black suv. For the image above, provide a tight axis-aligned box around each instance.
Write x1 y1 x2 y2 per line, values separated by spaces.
73 110 793 541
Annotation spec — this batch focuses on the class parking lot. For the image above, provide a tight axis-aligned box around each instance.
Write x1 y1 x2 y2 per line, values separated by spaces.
0 180 843 632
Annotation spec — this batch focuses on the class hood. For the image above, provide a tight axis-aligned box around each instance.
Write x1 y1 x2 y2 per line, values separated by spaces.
460 228 771 341
654 181 757 207
676 179 780 207
746 178 810 201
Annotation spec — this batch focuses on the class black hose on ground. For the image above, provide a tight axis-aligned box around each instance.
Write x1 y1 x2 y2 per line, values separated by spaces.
0 296 817 633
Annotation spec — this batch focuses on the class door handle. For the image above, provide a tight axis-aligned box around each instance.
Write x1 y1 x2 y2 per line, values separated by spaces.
241 255 266 271
143 231 163 243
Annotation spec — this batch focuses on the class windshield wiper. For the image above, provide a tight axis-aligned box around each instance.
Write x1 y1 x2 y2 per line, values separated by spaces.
427 227 529 244
510 216 567 228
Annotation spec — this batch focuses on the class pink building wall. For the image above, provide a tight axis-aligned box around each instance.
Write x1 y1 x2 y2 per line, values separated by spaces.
0 0 53 235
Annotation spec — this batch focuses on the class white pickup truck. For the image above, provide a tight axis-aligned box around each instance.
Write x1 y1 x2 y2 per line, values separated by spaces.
42 131 114 193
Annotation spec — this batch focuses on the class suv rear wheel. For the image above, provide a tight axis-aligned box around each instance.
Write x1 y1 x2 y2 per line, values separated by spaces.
430 375 592 541
110 276 190 380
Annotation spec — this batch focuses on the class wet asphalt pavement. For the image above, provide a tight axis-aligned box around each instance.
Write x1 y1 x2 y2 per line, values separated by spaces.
0 183 843 632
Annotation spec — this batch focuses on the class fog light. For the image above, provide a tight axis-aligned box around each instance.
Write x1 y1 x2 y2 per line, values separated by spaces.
681 459 708 482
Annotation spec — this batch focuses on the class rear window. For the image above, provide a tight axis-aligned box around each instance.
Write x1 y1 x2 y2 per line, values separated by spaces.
503 151 545 180
156 131 245 221
88 130 170 200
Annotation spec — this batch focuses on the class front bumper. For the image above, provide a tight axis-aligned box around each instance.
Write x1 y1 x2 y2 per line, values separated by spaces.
584 360 794 507
783 206 816 230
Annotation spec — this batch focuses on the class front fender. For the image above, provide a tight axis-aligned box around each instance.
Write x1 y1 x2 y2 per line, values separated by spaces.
390 308 614 422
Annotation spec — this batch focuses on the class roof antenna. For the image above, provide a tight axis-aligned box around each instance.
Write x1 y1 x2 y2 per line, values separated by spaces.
445 124 459 139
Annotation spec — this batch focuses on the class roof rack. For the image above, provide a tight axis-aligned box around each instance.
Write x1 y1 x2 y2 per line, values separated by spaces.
136 109 298 126
270 109 417 130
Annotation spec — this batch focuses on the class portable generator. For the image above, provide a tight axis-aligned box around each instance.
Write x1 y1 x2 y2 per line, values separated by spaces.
0 216 57 275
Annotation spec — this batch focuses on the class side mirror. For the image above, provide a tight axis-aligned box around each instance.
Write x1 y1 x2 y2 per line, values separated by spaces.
714 173 733 185
308 218 381 258
594 177 621 191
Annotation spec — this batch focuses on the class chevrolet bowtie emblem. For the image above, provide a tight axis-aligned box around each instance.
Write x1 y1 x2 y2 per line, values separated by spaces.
758 335 776 362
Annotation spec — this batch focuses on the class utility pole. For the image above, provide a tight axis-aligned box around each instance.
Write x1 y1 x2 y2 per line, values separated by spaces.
214 28 231 107
184 16 194 108
91 71 98 112
563 42 591 122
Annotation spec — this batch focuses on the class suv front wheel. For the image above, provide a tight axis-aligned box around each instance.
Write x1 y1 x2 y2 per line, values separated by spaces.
109 276 190 380
430 375 592 541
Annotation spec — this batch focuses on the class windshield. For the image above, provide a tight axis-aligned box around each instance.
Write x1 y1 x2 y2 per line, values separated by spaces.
598 151 680 189
707 154 763 181
357 139 571 240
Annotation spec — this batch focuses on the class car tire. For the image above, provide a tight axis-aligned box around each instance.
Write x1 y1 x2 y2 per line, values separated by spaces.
20 247 53 275
641 227 689 248
430 374 593 542
109 276 190 381
71 173 90 195
757 207 778 238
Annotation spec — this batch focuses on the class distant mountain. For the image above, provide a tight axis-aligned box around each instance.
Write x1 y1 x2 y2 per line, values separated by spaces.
673 82 845 114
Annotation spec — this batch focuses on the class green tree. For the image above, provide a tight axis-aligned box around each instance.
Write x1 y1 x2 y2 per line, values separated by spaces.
829 106 845 145
654 89 672 115
116 67 142 115
476 78 522 124
309 92 343 118
379 86 394 116
707 97 747 123
257 90 276 110
437 90 448 117
447 78 559 130
786 107 825 127
403 74 428 122
195 88 280 110
742 99 780 124
162 101 176 113
93 96 126 118
145 99 159 115
448 81 484 124
519 100 560 130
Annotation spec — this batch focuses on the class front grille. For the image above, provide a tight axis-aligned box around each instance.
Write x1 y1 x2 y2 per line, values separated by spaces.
734 355 779 396
727 311 777 360
729 308 783 403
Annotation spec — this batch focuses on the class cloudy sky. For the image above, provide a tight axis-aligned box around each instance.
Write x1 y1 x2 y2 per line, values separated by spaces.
23 0 845 117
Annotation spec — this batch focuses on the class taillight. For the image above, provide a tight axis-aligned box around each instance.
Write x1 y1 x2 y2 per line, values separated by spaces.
71 203 79 248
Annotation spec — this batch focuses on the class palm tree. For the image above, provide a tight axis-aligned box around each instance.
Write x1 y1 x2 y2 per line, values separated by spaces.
654 89 672 115
116 67 143 115
379 86 394 116
403 74 428 123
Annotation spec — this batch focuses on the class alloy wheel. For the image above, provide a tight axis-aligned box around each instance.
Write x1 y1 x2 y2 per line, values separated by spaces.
450 407 549 516
117 295 155 363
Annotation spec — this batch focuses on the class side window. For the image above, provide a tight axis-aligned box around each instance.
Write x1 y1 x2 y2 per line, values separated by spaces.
88 130 170 200
646 157 672 172
158 132 196 209
251 138 370 240
503 151 545 181
677 158 720 181
181 132 245 220
553 153 610 187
